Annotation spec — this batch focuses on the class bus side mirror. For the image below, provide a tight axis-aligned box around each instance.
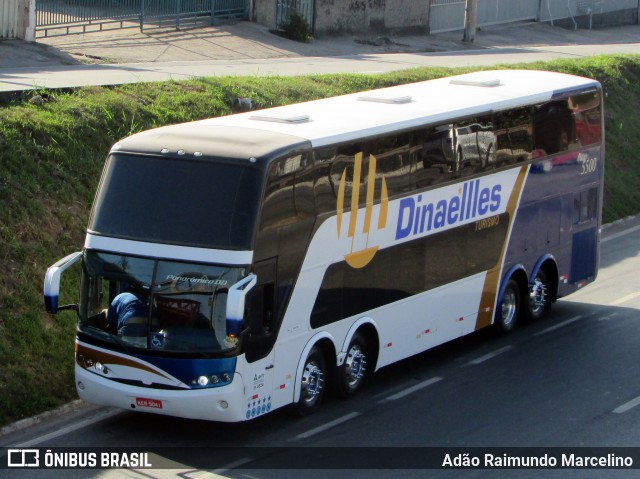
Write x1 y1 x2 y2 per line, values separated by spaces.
225 274 257 337
44 252 82 314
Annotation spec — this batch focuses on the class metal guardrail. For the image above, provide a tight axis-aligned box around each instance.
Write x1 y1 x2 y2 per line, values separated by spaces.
36 0 248 38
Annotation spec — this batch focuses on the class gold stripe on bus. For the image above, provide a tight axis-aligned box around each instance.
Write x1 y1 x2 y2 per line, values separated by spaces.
475 165 529 330
348 152 363 238
75 342 174 382
363 154 377 234
378 177 388 229
336 169 346 238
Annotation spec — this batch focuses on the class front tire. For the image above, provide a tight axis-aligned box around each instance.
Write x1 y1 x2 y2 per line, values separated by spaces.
294 347 326 416
495 279 521 335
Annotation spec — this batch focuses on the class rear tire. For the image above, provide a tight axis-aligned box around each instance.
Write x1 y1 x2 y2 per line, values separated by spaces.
336 333 369 398
495 279 520 335
526 269 551 323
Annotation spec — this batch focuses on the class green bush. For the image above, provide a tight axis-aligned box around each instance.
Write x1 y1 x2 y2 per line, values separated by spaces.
277 12 312 43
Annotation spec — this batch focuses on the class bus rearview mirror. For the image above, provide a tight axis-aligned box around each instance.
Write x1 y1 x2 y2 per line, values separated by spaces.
225 273 257 337
43 251 82 314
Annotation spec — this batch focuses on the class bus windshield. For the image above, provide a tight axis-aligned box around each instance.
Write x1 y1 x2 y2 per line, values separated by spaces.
79 251 247 354
89 154 263 250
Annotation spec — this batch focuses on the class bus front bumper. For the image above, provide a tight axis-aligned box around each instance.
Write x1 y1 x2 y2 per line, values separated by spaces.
75 365 247 422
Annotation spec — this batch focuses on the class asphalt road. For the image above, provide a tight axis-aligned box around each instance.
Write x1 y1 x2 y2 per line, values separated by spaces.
1 217 639 478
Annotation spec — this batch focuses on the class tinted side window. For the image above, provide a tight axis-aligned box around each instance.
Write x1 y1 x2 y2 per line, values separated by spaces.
413 124 455 189
533 100 575 156
453 115 495 175
260 154 313 230
573 188 598 224
329 143 362 208
366 132 413 198
494 107 533 164
570 91 602 146
313 146 338 216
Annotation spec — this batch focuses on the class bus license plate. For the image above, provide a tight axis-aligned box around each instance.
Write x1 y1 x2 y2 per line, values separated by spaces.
136 397 163 409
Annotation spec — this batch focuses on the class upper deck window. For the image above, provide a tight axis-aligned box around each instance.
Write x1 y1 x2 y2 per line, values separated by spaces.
89 154 263 250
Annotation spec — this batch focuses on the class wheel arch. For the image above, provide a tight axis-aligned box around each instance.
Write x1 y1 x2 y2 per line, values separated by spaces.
339 317 380 373
496 265 528 324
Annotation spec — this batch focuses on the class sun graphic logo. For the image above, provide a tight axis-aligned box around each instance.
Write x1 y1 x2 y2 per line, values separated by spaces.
336 152 389 269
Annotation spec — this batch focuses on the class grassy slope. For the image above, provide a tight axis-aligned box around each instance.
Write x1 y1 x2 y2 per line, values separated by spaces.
0 57 639 427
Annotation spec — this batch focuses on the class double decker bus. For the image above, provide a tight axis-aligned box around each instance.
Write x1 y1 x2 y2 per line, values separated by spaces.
44 70 604 421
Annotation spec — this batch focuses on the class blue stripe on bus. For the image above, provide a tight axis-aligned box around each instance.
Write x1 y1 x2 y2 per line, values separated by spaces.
132 354 237 389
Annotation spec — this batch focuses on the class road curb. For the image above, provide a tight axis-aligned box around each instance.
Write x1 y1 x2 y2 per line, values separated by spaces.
0 399 87 438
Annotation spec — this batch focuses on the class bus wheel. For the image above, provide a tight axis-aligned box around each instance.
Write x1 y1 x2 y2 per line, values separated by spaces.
527 270 551 322
495 279 520 335
294 347 326 416
337 333 368 398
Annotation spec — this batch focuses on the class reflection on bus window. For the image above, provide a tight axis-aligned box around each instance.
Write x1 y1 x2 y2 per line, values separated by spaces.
570 92 602 146
453 116 496 173
494 108 533 165
534 100 575 156
414 124 455 188
367 133 413 198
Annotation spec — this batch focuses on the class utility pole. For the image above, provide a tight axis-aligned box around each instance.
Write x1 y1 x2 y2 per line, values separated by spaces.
425 0 432 35
462 0 478 43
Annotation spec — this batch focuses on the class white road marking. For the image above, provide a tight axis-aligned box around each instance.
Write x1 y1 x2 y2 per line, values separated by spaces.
534 315 583 336
609 292 640 306
601 224 640 243
212 457 255 474
613 395 640 414
464 345 514 366
295 412 361 440
381 377 443 402
11 409 122 447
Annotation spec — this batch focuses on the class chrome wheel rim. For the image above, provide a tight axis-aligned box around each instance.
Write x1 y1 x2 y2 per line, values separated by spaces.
529 278 547 316
501 288 517 328
344 344 367 389
300 360 324 406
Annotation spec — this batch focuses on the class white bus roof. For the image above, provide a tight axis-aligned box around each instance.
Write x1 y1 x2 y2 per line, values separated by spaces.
114 70 600 158
206 69 599 148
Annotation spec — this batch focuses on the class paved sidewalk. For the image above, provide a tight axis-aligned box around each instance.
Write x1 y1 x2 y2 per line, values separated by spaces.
0 21 639 93
2 21 640 69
